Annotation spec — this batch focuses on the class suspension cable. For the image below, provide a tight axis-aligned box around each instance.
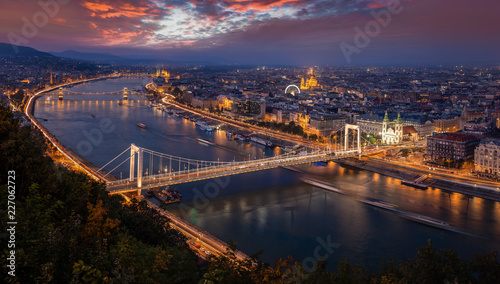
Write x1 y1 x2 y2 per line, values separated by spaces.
98 146 131 172
102 155 132 178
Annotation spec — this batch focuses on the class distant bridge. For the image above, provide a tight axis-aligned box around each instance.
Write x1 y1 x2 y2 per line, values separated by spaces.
56 87 143 100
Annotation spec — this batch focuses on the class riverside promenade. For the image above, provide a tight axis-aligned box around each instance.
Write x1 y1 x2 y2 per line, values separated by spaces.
338 157 500 201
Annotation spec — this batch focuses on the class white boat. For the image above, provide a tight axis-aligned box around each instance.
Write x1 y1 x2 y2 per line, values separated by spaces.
197 138 215 146
362 198 397 210
250 136 273 147
234 135 245 141
302 178 344 194
402 213 451 228
196 121 213 132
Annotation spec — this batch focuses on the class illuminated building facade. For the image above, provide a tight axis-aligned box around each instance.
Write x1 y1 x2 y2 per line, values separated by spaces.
427 132 480 166
308 115 346 137
382 112 403 144
232 100 262 115
300 68 320 90
475 138 500 177
156 68 171 83
298 104 310 129
435 117 461 133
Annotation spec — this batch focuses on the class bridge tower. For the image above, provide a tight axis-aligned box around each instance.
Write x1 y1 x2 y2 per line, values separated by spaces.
344 124 361 154
58 87 64 100
123 87 128 100
130 144 144 195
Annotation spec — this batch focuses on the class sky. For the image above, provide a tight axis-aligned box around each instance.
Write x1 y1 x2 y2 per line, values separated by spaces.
0 0 499 66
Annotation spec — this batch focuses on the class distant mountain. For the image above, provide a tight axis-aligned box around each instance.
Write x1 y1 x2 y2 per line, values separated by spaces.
50 50 170 65
0 42 54 57
50 50 125 63
50 50 216 66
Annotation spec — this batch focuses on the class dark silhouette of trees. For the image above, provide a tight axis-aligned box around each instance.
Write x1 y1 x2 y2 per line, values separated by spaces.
0 101 498 283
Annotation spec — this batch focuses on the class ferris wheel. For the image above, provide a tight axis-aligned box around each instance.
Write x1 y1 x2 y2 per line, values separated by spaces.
285 84 301 95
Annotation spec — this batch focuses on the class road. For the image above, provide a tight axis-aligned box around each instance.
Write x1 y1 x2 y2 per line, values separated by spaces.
24 76 122 182
361 157 500 201
162 97 326 148
144 199 249 261
370 157 500 189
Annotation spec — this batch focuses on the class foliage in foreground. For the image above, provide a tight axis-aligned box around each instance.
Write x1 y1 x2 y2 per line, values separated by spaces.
0 101 499 283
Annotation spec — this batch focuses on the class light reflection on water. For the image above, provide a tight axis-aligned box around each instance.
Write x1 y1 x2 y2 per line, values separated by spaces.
34 78 500 271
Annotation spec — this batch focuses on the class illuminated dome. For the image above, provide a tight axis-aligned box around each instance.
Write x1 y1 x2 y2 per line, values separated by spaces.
285 84 301 95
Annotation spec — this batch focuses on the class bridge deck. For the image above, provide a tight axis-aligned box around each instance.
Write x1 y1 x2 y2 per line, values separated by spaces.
106 150 367 194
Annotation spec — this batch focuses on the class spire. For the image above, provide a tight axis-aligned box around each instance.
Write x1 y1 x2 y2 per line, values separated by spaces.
383 111 390 123
396 112 402 124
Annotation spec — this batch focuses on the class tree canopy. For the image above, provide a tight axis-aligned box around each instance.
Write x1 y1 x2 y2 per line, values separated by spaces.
0 101 498 283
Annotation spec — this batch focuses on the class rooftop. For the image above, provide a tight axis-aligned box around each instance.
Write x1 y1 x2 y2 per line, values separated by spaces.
429 132 479 142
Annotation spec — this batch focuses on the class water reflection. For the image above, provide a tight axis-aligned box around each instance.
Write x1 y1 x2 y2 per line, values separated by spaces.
33 80 500 271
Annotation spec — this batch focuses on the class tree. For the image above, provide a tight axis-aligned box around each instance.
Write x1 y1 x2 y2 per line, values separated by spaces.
445 158 454 168
172 87 183 98
81 200 120 245
401 149 410 158
10 89 25 108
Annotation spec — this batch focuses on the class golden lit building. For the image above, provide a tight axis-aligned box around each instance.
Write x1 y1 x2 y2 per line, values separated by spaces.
300 68 320 90
475 139 500 177
219 96 234 111
156 68 171 83
435 117 461 133
298 104 310 129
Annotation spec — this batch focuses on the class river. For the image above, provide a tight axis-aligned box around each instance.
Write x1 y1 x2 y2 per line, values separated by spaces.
34 77 500 271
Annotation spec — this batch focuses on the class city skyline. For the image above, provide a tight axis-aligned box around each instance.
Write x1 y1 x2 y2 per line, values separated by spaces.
1 0 499 66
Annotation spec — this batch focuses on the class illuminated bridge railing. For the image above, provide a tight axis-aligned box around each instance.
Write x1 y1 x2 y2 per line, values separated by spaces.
105 148 366 192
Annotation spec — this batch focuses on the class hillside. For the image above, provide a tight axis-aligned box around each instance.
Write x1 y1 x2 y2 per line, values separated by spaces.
0 42 54 57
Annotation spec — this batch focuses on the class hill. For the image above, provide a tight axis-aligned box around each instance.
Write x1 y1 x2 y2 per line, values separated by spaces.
0 42 54 57
50 50 124 63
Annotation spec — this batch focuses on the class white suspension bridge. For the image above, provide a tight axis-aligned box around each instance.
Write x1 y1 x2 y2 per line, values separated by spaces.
100 124 382 194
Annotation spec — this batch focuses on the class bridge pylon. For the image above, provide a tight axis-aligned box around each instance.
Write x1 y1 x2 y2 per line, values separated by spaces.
344 124 361 154
58 87 64 100
130 144 144 195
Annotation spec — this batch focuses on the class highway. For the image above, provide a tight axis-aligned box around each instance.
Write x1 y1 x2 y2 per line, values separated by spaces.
24 76 123 182
162 97 327 148
366 157 500 197
144 199 249 261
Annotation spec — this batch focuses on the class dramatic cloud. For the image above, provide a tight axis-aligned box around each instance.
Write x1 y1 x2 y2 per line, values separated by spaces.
0 0 499 65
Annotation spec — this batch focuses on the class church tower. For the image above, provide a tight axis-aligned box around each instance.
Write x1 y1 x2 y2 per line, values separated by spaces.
382 111 389 144
382 111 389 135
461 106 468 119
395 112 403 143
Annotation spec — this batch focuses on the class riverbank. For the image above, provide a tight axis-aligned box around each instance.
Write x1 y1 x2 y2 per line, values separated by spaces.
26 78 249 264
144 199 249 261
162 98 324 147
24 76 123 182
336 157 500 202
